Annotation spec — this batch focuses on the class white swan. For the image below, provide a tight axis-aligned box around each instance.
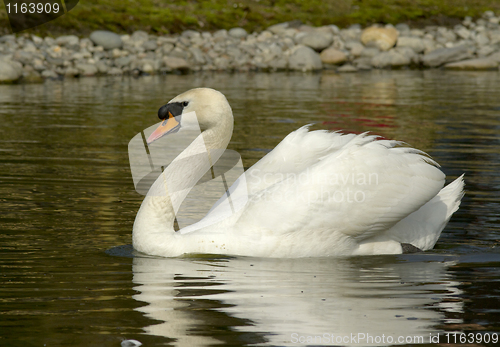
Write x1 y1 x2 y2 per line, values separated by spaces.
133 88 464 258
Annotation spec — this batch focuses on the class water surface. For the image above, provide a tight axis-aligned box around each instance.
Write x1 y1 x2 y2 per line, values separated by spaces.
1 71 499 346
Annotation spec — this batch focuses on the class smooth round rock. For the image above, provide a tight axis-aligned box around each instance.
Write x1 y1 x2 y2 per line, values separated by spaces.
163 56 190 70
228 28 248 39
361 26 399 51
288 45 322 71
296 32 333 51
0 59 23 82
89 31 123 50
56 35 79 46
320 47 347 65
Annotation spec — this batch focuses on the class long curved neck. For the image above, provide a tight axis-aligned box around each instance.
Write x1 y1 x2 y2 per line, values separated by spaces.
133 121 233 256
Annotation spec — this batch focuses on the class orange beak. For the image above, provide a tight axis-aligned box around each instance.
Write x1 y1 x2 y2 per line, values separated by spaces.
147 111 181 145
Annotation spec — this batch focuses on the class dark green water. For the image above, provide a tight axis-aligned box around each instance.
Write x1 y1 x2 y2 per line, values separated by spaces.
1 71 499 346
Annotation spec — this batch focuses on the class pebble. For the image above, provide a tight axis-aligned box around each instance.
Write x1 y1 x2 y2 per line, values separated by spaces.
89 30 123 50
337 64 358 72
320 47 347 65
295 31 333 51
56 35 79 47
444 58 499 70
1 10 499 83
228 28 248 39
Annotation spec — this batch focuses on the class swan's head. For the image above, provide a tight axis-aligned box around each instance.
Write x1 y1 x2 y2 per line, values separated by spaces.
147 88 233 144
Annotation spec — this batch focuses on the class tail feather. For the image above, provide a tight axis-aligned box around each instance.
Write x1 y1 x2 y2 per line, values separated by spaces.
386 174 465 250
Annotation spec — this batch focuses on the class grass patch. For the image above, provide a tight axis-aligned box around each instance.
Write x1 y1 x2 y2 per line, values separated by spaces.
0 0 499 36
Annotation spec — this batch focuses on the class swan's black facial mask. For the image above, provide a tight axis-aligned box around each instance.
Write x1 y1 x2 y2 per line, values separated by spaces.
147 102 185 144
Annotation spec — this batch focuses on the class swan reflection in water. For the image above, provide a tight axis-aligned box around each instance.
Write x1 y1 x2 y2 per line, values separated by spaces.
131 255 462 346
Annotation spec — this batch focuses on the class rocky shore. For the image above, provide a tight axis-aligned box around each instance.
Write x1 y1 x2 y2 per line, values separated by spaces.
1 11 500 83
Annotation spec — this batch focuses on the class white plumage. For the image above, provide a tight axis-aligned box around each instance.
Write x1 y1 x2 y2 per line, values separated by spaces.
133 88 464 258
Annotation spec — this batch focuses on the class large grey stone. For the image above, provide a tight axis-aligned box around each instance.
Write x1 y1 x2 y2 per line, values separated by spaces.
394 46 417 61
474 32 490 46
162 56 190 70
477 46 496 57
189 47 206 64
371 50 410 68
396 37 425 53
295 32 333 51
90 31 123 50
75 63 98 76
489 30 500 45
268 56 288 70
96 61 109 73
288 45 322 71
422 45 475 67
340 28 362 42
360 47 381 58
0 59 23 82
435 28 457 45
488 52 500 62
444 58 499 70
114 56 132 67
143 40 158 51
454 25 471 40
346 41 364 56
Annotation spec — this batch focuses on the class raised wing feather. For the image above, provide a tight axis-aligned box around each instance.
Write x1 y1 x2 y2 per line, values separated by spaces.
236 130 445 242
244 126 358 194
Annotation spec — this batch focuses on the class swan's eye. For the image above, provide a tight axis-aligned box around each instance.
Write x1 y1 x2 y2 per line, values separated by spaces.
182 101 189 107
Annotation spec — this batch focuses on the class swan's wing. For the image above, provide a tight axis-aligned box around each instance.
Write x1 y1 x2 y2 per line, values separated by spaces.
188 127 358 230
236 132 445 242
244 126 359 194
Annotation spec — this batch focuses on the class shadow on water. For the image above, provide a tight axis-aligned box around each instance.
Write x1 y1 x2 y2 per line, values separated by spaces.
1 71 500 346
